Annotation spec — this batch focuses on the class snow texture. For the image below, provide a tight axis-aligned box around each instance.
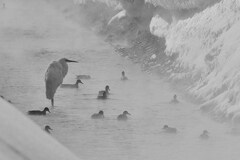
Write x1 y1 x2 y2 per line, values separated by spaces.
151 0 240 122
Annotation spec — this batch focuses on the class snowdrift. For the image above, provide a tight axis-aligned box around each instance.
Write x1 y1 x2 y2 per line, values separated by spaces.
150 0 240 122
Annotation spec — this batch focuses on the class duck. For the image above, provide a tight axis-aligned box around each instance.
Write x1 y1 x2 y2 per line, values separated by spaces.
199 130 209 139
121 71 128 80
117 111 131 121
170 94 179 103
76 75 91 79
98 85 110 99
162 125 177 133
91 110 104 119
61 79 83 88
28 107 50 115
44 125 53 134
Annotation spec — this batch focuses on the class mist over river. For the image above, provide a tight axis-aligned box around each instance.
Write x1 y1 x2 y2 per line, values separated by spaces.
1 0 240 160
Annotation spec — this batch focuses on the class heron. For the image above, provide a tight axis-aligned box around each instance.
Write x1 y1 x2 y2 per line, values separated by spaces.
45 58 78 106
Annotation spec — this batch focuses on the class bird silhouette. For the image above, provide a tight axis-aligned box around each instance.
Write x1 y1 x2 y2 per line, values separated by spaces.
45 58 77 106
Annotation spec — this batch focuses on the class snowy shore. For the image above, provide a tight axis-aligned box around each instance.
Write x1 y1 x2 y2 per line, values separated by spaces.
0 98 80 160
71 0 240 123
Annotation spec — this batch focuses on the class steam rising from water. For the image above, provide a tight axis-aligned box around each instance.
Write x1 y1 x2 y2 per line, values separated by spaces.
67 0 240 123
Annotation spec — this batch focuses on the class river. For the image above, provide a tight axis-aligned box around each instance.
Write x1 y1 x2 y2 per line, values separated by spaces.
0 1 240 160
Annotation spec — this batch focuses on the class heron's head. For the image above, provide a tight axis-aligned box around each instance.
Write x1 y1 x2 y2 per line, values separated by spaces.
99 110 104 115
45 125 52 130
123 111 131 115
122 71 125 76
76 79 83 84
60 58 78 63
44 107 50 113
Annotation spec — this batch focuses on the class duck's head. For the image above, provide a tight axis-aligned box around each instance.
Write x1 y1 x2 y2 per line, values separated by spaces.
44 107 50 113
203 130 209 134
76 79 83 84
45 125 52 130
163 125 169 129
174 94 177 99
99 110 104 115
123 111 131 115
105 85 110 91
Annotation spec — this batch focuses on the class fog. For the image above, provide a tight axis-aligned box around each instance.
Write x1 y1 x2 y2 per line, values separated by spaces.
1 0 240 160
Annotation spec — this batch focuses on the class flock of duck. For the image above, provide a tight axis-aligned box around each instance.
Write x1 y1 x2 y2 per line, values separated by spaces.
22 58 210 139
0 58 209 139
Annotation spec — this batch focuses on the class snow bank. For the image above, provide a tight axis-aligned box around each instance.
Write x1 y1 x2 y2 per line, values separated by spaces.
151 0 240 122
0 98 80 160
83 0 240 122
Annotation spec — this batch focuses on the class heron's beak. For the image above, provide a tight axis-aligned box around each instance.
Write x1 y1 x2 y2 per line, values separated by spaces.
49 127 53 130
65 59 78 63
48 110 51 113
127 112 131 115
80 81 83 84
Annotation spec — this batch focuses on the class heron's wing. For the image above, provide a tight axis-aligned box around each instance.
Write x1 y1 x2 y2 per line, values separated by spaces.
45 62 63 99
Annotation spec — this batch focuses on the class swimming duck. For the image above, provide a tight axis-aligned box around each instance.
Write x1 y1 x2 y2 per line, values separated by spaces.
98 85 110 99
61 79 83 88
28 107 50 115
121 71 128 80
162 125 177 133
98 92 107 99
76 75 91 79
170 94 179 103
199 130 209 139
91 110 104 119
117 111 131 121
44 125 53 134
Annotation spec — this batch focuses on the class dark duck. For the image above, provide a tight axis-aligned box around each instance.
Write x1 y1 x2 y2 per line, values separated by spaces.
121 71 128 80
199 130 209 139
91 110 104 119
44 125 53 134
117 111 131 121
61 79 83 88
162 125 177 133
98 85 110 99
28 107 50 115
170 94 179 103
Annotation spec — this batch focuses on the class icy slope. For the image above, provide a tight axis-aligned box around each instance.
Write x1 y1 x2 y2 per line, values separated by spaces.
150 0 240 122
0 98 80 160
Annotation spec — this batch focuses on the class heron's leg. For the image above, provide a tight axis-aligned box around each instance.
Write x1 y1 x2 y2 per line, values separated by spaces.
51 98 54 106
